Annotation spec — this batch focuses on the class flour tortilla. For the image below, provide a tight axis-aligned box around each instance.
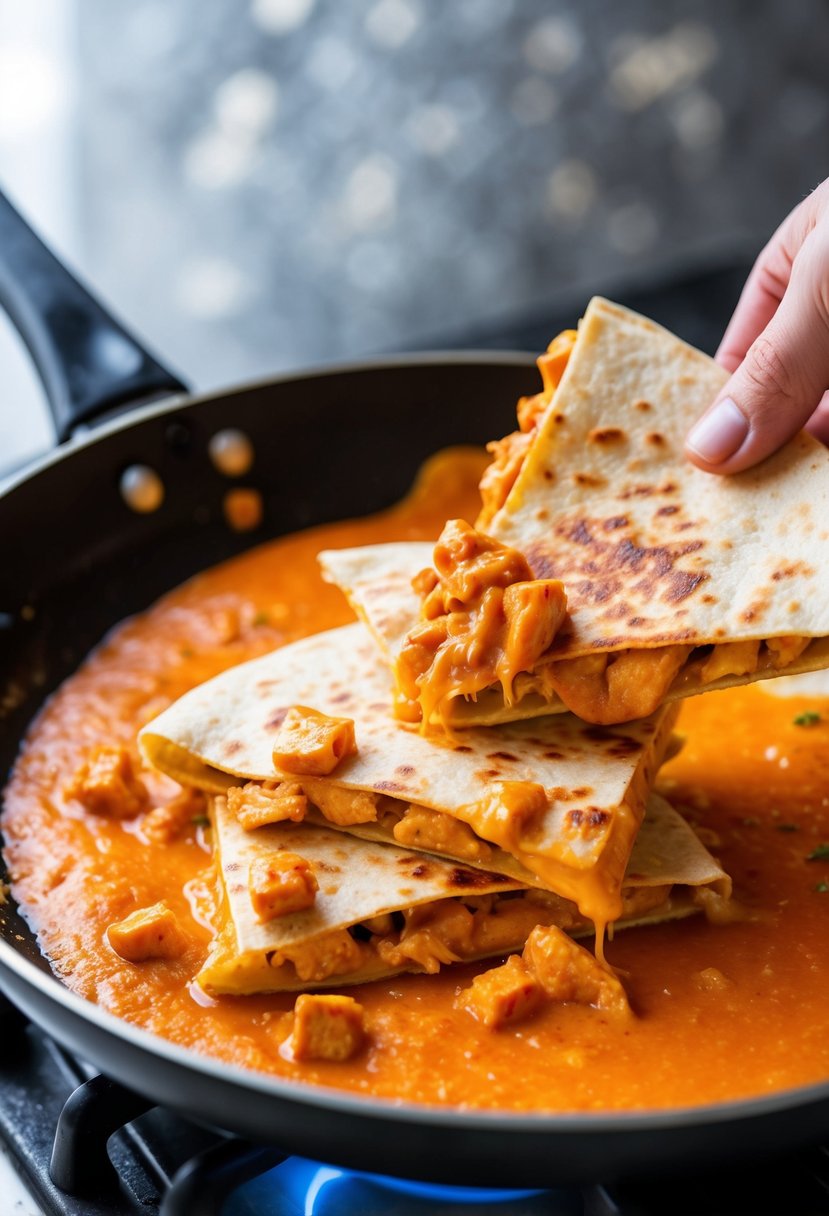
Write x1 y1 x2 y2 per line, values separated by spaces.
319 297 829 725
139 623 677 924
492 296 829 656
199 793 729 994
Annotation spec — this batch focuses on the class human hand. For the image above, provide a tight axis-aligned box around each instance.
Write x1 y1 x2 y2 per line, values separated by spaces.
685 180 829 473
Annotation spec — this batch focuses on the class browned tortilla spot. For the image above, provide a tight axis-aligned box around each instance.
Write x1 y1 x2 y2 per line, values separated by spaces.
771 561 815 581
588 427 626 443
664 570 708 604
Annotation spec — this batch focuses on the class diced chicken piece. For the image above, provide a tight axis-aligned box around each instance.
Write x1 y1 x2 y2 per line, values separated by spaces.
143 787 207 843
499 580 567 699
456 955 543 1028
107 902 188 962
470 781 548 849
273 706 357 776
547 645 691 725
274 928 366 983
66 746 148 819
392 804 492 863
301 779 378 826
288 994 366 1062
228 781 307 830
249 853 318 921
701 640 761 683
523 925 629 1015
765 635 810 668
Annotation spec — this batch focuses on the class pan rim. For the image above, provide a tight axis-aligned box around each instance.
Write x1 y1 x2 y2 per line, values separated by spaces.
0 348 539 499
2 931 828 1135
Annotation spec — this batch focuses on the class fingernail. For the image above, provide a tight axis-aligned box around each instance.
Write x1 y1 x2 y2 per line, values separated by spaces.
686 397 748 464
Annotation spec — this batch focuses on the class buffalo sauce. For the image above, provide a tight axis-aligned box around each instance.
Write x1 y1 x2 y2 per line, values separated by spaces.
4 445 829 1111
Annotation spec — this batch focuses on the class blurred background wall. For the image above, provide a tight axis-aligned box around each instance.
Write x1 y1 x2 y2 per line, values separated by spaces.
1 0 828 465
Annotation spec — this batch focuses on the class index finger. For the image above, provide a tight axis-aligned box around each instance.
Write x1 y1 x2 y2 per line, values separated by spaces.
716 234 792 372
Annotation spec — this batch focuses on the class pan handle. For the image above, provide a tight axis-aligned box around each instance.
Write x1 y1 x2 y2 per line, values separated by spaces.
0 187 188 442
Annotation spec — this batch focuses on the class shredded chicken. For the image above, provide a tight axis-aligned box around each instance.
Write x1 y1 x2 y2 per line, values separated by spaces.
107 902 188 963
273 928 366 983
522 924 629 1014
66 745 148 819
229 780 308 830
701 640 761 684
272 706 357 776
288 994 366 1062
301 779 378 826
477 328 577 526
765 635 810 668
377 901 475 973
396 519 567 727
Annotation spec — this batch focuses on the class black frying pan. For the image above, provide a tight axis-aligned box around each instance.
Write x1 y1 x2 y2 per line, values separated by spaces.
1 187 828 1189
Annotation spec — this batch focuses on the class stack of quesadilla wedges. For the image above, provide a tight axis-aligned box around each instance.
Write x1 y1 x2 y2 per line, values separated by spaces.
140 297 829 998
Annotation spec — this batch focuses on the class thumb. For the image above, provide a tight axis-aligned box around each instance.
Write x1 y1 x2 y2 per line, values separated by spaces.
686 244 829 474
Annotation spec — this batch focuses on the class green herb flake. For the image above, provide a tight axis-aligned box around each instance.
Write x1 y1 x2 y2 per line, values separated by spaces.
180 647 194 659
775 823 798 833
807 843 829 862
741 817 759 828
252 611 270 627
794 711 821 727
815 881 829 893
192 815 210 828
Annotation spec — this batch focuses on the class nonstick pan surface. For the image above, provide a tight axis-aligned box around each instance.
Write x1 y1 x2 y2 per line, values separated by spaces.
1 188 828 1188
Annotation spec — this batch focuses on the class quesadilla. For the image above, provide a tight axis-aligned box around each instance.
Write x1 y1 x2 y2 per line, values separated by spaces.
199 793 729 995
139 623 677 929
320 297 829 728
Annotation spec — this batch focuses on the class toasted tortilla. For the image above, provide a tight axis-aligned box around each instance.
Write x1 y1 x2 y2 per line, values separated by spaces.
139 623 677 927
320 298 829 726
491 297 829 655
199 793 729 995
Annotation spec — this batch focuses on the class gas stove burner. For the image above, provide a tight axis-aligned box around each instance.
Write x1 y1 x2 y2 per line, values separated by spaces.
234 1157 552 1214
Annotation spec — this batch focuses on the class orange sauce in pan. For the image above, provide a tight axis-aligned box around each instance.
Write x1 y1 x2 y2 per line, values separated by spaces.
4 447 829 1112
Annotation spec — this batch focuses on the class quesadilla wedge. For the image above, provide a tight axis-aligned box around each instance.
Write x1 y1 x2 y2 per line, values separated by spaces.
320 297 829 728
199 792 729 995
139 623 677 929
